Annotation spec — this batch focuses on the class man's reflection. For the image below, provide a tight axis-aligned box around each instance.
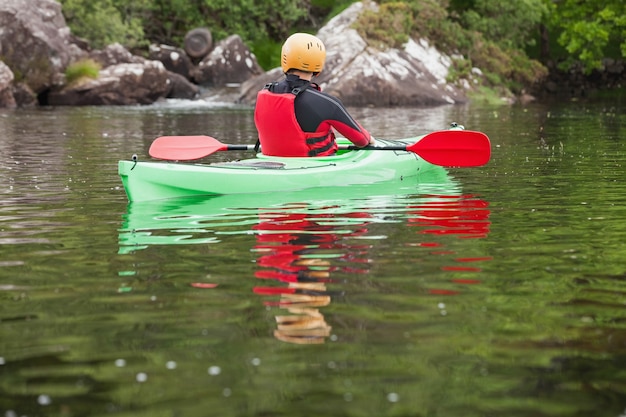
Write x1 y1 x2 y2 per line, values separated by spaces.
252 208 372 344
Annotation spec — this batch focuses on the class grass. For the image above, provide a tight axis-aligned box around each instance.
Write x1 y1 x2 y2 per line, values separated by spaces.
65 59 101 85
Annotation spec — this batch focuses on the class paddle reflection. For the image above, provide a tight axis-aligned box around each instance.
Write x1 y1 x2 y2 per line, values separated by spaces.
406 194 492 295
408 194 490 238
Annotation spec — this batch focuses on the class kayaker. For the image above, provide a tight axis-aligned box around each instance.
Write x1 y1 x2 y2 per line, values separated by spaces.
254 32 375 157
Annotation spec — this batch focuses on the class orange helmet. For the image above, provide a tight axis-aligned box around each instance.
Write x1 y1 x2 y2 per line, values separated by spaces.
281 33 326 74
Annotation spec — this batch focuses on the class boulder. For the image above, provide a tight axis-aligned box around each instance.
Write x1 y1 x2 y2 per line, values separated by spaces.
167 72 200 100
319 36 467 106
0 0 86 96
45 42 201 105
12 83 38 107
195 35 264 87
0 61 16 108
149 44 196 80
184 28 213 60
89 43 145 67
240 1 469 107
47 61 172 106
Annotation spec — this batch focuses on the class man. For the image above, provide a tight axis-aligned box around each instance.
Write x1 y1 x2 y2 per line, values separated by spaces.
254 32 375 157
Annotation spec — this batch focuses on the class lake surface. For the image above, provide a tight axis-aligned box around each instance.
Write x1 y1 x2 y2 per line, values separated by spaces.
1 95 625 416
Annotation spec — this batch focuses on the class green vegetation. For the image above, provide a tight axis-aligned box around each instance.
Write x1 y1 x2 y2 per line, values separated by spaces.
65 59 101 85
59 0 146 50
355 3 413 49
542 0 626 73
352 0 549 94
57 0 625 92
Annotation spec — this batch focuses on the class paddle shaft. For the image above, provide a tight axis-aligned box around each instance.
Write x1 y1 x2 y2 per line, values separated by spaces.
341 144 407 151
226 144 256 151
148 130 491 167
225 144 409 152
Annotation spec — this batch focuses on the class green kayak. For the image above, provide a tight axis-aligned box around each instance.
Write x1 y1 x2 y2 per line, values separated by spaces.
118 129 490 202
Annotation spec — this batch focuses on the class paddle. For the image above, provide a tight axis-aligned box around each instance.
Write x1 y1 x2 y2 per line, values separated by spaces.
148 130 491 167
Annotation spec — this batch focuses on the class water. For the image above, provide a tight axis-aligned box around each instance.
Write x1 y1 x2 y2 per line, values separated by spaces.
0 96 625 416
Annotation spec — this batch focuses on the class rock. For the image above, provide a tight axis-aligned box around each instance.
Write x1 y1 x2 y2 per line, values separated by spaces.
89 43 145 67
0 0 86 97
195 35 264 87
604 58 623 75
518 92 536 105
0 0 202 107
238 68 283 104
184 28 213 59
239 1 468 107
167 72 200 100
544 80 559 94
0 61 16 108
320 37 466 106
149 44 196 80
45 42 197 105
12 83 38 107
69 34 91 51
47 61 172 105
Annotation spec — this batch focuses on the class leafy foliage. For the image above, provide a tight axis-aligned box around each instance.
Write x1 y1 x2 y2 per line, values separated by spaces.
140 0 309 47
59 0 146 49
61 0 312 68
459 0 547 50
543 0 626 73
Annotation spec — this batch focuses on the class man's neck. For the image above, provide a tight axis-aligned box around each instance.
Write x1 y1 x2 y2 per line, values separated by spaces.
289 70 314 81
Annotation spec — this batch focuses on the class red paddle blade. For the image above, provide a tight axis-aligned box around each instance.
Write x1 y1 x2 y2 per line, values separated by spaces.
149 135 226 160
409 130 491 167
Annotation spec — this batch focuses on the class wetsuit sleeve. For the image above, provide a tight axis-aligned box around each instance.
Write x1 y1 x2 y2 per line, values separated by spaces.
324 97 371 147
296 89 371 148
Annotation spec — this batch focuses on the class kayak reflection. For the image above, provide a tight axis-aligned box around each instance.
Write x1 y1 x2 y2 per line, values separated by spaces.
118 167 455 253
118 167 491 343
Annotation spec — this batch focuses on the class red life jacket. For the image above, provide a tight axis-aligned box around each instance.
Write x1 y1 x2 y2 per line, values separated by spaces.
254 87 337 157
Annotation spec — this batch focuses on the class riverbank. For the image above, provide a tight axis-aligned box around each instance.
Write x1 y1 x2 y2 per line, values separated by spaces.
1 0 623 109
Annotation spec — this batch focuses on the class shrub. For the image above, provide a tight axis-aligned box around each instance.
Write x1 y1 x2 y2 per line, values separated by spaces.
65 59 101 85
353 3 413 49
